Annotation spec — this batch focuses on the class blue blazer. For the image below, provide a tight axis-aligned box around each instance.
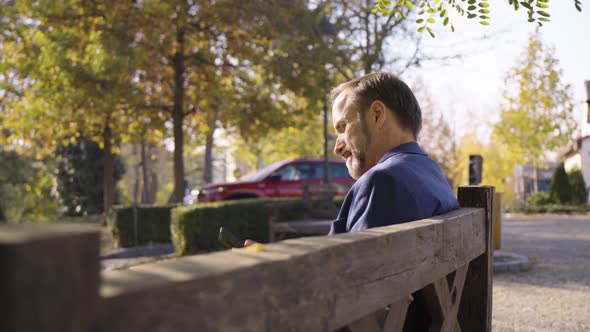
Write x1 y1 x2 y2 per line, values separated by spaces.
329 142 460 234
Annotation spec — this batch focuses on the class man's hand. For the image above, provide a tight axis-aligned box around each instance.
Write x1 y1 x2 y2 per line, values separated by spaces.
244 239 257 247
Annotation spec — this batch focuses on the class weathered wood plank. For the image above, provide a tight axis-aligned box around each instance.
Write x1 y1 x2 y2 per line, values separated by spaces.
0 224 100 332
271 219 332 235
382 296 412 332
442 264 468 332
348 313 381 332
98 208 485 332
457 186 494 332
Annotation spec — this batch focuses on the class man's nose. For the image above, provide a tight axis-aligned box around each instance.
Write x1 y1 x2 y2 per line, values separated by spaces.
334 135 345 155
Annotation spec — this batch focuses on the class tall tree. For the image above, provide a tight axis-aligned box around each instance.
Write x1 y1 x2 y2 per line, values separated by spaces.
492 30 576 192
324 0 429 78
55 138 125 216
134 0 290 201
0 0 143 212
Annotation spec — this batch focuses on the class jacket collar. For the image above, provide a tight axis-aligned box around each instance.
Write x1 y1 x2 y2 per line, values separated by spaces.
377 142 427 165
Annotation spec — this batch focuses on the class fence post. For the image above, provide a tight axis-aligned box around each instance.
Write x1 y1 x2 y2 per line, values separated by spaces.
0 224 100 332
493 192 503 250
457 185 495 332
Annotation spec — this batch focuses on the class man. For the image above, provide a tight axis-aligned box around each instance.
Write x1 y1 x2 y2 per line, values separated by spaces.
328 71 459 235
328 72 460 332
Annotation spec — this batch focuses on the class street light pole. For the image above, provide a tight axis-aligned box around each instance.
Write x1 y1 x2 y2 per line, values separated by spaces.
585 80 590 123
319 13 334 186
323 64 330 185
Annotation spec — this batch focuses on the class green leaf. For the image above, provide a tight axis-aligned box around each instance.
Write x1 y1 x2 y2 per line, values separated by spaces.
418 26 426 32
440 9 447 17
468 0 476 4
443 17 449 26
427 17 436 23
405 1 414 10
451 24 455 32
479 9 490 14
427 8 436 13
416 18 424 24
520 2 532 10
426 26 436 38
538 17 550 22
479 20 490 25
535 3 548 9
479 15 490 19
478 2 490 8
467 13 477 18
468 5 477 10
537 10 550 17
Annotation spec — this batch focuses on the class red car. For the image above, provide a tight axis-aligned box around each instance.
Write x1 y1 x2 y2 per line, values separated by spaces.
195 158 355 203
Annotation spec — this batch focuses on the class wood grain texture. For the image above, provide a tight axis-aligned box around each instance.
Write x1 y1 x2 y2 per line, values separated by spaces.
0 224 100 332
382 296 412 332
457 186 494 332
98 208 486 332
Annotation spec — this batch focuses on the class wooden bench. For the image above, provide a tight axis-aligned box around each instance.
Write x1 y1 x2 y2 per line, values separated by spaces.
0 186 494 332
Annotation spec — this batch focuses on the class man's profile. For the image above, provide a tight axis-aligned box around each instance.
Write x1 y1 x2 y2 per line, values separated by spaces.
328 72 460 332
328 72 459 235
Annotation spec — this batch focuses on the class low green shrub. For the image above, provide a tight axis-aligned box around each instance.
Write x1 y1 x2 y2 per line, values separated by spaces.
505 201 590 214
525 192 552 206
569 170 588 205
107 205 176 248
171 197 342 256
550 163 572 204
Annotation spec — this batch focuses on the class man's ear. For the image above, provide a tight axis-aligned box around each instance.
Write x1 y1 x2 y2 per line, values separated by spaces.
370 101 387 129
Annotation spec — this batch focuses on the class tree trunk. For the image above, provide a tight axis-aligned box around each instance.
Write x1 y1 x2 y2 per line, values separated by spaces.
133 144 140 204
150 172 158 203
103 117 114 213
0 205 6 223
204 112 218 184
141 140 151 203
533 163 539 193
169 28 186 203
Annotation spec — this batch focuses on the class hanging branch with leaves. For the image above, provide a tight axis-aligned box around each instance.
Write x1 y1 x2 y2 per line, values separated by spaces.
374 0 583 37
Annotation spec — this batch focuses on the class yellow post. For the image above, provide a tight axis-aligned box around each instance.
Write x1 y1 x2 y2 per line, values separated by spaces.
493 192 503 250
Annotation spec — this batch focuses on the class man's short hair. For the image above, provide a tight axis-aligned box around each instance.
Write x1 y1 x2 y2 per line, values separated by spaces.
330 72 422 138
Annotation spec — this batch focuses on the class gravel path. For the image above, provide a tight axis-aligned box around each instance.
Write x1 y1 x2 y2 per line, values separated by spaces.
493 214 590 331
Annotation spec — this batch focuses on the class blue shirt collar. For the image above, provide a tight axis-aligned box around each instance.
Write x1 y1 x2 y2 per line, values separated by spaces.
377 142 427 164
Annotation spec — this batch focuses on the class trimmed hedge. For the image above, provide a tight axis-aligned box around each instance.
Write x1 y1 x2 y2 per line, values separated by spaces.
107 205 176 248
172 198 344 256
506 203 590 214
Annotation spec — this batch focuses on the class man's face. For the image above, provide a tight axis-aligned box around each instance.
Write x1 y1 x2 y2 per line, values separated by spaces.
332 90 373 179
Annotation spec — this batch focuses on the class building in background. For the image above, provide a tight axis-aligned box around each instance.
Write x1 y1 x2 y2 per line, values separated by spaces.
563 135 590 204
514 162 558 201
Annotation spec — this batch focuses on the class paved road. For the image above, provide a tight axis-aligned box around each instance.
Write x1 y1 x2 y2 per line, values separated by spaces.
493 214 590 332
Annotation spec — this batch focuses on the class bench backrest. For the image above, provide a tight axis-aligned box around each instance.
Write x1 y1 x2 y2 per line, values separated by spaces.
0 186 494 332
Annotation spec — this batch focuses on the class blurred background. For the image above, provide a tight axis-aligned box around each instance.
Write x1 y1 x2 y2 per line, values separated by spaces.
0 0 588 221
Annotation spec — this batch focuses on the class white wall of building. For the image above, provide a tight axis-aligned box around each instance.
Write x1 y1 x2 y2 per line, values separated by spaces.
564 153 582 173
580 138 590 204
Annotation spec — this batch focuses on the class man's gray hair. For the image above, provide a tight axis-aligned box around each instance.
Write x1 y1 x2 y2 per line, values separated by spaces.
330 72 422 138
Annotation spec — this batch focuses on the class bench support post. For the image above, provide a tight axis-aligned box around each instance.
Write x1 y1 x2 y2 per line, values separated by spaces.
457 186 494 332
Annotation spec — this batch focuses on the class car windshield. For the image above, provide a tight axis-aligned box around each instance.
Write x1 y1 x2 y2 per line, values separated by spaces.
240 160 288 182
